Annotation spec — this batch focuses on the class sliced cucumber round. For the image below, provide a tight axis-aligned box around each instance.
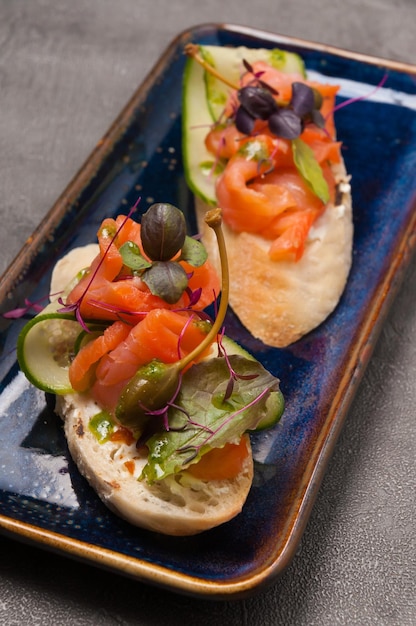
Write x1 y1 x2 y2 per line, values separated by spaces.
182 44 306 205
17 301 81 394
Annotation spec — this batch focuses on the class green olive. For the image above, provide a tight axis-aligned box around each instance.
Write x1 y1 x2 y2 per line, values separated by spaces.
115 360 180 429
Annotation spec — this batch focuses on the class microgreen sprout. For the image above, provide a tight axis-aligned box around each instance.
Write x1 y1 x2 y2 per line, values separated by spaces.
142 387 214 437
185 285 203 307
176 312 197 360
3 295 55 319
328 72 388 117
217 333 259 401
136 368 184 432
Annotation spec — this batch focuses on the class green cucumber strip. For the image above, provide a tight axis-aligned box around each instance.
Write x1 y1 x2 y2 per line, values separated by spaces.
182 51 218 205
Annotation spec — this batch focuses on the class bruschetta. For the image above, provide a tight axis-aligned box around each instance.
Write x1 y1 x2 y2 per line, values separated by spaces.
17 203 284 535
183 44 353 347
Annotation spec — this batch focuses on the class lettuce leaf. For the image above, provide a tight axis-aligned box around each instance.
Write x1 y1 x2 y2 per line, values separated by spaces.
140 355 282 483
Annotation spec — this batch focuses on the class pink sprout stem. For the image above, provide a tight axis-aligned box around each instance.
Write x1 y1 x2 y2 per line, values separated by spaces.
327 73 389 120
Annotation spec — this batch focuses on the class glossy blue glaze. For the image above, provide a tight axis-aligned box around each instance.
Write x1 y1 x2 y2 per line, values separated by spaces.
0 24 415 598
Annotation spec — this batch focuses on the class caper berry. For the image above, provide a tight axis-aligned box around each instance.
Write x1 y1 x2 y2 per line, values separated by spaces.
115 360 180 429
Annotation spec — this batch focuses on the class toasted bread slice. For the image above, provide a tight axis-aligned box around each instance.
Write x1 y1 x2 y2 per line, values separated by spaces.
56 394 253 535
195 162 353 347
51 244 254 535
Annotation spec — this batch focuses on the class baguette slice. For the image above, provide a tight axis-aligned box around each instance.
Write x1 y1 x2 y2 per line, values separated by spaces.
51 244 254 535
56 393 253 535
195 162 353 347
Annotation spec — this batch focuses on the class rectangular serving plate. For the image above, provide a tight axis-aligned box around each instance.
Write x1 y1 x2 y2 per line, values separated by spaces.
0 23 415 599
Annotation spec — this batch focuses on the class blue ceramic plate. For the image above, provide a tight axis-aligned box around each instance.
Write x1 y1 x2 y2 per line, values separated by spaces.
0 24 415 599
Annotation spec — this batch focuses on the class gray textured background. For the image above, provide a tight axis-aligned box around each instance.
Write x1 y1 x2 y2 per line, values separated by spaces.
0 1 415 624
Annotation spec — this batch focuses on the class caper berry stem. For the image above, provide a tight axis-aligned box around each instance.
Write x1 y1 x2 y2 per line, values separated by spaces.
175 208 229 372
184 43 239 91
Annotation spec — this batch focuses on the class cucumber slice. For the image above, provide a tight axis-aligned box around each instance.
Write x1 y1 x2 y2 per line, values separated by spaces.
17 301 80 394
252 388 285 431
182 44 306 205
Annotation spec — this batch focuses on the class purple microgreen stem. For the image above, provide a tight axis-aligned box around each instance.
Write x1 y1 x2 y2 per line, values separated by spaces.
80 298 146 321
327 73 388 119
176 312 196 360
57 201 140 330
137 371 183 430
136 368 214 435
217 333 259 401
3 295 51 319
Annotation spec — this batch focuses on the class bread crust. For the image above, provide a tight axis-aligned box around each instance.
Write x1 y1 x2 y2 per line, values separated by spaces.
56 394 253 535
195 162 353 347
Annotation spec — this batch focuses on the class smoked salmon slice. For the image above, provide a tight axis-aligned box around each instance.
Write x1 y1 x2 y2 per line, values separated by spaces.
205 63 342 262
91 309 214 412
69 321 132 393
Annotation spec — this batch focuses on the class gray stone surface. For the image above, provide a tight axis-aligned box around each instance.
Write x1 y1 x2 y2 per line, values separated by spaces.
0 1 415 624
